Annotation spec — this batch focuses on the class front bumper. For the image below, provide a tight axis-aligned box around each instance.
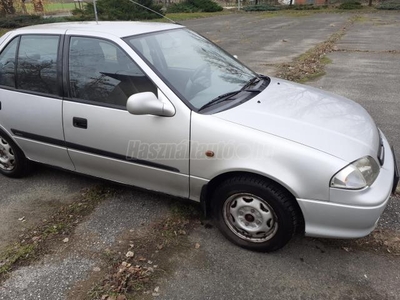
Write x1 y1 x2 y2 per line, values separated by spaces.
298 134 398 239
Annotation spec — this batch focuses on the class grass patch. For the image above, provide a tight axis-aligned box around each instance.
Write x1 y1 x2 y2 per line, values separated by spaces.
0 185 115 282
163 11 230 21
255 6 377 18
86 201 203 299
0 244 35 275
352 14 370 22
276 15 359 83
244 5 281 12
297 71 326 83
25 2 77 13
320 56 333 65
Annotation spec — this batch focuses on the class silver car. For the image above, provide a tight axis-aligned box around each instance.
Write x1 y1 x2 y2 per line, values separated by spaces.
0 22 398 251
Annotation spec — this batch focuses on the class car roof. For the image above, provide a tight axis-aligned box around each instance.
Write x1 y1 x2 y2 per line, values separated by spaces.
14 21 184 38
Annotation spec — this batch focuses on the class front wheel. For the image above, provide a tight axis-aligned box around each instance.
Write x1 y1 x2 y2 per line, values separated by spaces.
212 176 301 252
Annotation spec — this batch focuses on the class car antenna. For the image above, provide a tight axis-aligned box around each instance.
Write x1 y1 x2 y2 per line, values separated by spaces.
93 0 99 24
128 0 178 24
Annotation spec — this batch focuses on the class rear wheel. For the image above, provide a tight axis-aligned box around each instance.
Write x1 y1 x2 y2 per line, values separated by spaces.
212 175 300 252
0 131 29 178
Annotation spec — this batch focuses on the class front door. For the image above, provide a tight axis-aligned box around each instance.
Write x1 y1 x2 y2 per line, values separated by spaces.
62 35 190 197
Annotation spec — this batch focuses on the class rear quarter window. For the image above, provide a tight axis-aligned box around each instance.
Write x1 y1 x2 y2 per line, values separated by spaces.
0 37 18 88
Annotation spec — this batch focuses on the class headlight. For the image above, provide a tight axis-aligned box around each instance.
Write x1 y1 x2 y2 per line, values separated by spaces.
330 156 380 190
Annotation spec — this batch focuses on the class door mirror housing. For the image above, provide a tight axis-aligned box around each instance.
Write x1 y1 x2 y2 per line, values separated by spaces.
127 92 175 117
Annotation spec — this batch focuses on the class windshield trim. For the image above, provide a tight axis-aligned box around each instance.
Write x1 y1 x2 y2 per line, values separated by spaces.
123 28 260 114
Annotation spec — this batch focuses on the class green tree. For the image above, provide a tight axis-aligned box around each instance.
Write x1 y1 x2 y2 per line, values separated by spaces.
83 0 164 20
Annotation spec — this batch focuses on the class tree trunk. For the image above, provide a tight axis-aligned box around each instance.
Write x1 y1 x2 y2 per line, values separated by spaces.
368 0 372 6
289 0 293 6
32 0 44 13
0 0 16 15
21 0 28 14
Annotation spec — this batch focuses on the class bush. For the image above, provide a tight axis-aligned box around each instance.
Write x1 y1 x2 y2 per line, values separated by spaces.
82 0 164 20
167 2 199 13
0 15 75 28
167 0 223 13
377 1 400 10
0 15 41 28
291 4 321 10
188 0 223 12
244 5 281 11
338 1 362 9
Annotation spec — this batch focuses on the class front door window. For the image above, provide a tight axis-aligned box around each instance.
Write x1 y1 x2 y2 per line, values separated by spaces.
68 36 157 108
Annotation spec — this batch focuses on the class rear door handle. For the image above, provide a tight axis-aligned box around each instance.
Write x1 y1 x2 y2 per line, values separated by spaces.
73 117 87 129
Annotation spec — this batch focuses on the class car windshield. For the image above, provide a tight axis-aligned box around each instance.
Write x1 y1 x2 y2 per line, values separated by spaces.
125 28 259 111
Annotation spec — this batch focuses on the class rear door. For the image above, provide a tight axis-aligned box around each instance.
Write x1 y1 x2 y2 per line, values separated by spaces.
0 33 74 170
62 33 190 197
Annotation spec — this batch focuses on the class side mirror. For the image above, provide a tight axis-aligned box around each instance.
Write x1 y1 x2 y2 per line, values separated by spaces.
233 55 238 59
127 92 175 117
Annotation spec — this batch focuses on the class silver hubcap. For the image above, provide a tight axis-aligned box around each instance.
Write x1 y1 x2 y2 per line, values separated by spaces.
0 137 15 171
223 193 278 243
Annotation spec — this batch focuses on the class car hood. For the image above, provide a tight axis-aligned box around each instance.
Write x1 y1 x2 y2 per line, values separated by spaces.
215 77 380 162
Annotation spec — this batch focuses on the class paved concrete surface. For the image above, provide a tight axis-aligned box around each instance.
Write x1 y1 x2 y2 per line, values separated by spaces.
156 229 400 300
0 166 96 252
0 11 400 300
183 13 349 74
337 13 400 51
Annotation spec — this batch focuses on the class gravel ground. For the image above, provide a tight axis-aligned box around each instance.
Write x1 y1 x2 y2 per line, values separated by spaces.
0 188 170 300
0 166 96 252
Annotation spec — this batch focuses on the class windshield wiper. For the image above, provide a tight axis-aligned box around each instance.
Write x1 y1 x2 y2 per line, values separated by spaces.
198 76 265 112
241 76 260 90
198 90 241 111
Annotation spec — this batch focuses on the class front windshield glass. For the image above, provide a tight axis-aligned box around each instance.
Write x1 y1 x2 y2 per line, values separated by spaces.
125 28 257 110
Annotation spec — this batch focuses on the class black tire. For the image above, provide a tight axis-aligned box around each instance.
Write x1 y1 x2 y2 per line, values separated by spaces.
0 130 29 178
212 175 301 252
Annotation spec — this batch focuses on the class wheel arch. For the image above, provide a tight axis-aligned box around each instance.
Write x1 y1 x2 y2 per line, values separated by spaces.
200 171 305 231
0 126 24 153
0 126 17 145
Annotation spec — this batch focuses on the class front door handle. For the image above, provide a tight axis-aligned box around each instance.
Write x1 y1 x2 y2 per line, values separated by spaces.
73 117 87 129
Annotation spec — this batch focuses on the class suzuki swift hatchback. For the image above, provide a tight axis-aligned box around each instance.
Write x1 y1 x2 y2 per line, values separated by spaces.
0 22 398 251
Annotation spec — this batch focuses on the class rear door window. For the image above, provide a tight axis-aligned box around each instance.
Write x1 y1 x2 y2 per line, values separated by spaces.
16 35 60 95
